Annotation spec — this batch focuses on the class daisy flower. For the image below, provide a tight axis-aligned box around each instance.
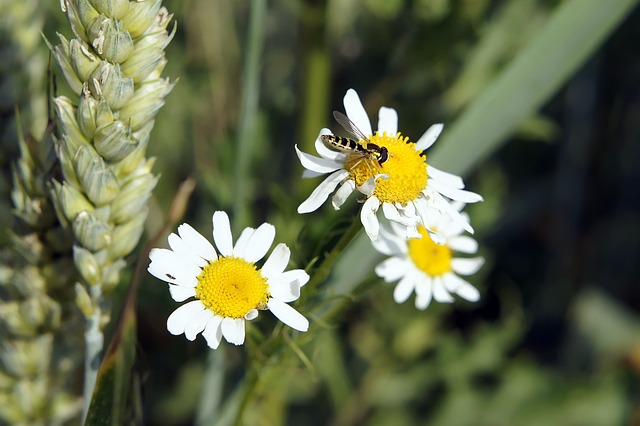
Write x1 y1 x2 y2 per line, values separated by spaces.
148 211 309 349
372 207 484 310
295 88 482 242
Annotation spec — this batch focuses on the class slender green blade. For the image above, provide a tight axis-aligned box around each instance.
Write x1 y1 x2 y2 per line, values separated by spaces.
429 0 639 175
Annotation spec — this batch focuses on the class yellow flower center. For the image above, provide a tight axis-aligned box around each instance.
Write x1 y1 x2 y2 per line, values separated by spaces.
195 256 269 319
347 132 428 204
408 226 452 276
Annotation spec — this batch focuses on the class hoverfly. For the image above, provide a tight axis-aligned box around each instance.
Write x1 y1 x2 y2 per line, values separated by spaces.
321 111 389 172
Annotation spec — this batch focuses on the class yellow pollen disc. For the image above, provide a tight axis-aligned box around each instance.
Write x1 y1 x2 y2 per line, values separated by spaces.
347 132 428 204
408 226 452 276
195 256 269 319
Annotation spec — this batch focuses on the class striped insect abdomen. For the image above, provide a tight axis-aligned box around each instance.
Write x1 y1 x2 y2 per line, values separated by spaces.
321 134 360 152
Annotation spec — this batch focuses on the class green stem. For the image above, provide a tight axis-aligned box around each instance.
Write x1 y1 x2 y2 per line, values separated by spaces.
303 216 364 297
233 372 259 426
232 0 267 231
195 346 226 426
82 286 104 420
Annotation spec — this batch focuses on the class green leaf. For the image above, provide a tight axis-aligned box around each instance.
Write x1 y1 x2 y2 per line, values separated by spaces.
429 0 640 175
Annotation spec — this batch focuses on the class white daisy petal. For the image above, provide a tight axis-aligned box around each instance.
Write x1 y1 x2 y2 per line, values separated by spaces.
167 301 205 336
221 318 245 346
148 249 199 287
332 179 356 209
451 257 485 276
268 298 309 332
343 89 373 137
429 178 483 204
185 309 214 341
427 165 465 189
393 272 416 304
406 225 421 239
298 169 350 214
372 228 406 256
430 190 475 234
243 223 276 263
167 233 208 268
262 243 290 279
314 128 345 161
397 200 417 219
232 227 255 258
202 316 223 349
295 144 343 174
432 277 454 303
245 309 259 320
415 123 443 152
361 196 381 240
377 106 398 135
269 280 301 303
440 214 466 237
448 235 478 254
177 223 218 261
212 211 233 256
383 202 417 227
374 257 407 282
358 173 387 196
427 229 447 245
168 284 196 302
272 269 310 288
414 275 433 310
302 168 328 179
444 273 480 302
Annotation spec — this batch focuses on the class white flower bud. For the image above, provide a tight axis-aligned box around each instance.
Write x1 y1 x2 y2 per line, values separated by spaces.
93 120 139 161
73 146 119 206
90 62 134 110
72 211 113 251
73 245 101 286
89 0 129 20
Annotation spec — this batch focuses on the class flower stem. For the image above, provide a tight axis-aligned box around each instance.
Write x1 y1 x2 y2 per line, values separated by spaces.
303 216 364 296
82 287 104 420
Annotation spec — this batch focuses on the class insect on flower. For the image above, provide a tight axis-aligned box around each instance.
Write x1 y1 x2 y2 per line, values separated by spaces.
321 111 389 174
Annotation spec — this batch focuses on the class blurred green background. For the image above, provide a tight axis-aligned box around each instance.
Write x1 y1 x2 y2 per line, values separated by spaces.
4 0 640 424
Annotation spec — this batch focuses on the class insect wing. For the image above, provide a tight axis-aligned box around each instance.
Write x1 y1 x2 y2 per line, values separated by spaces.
333 111 370 143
